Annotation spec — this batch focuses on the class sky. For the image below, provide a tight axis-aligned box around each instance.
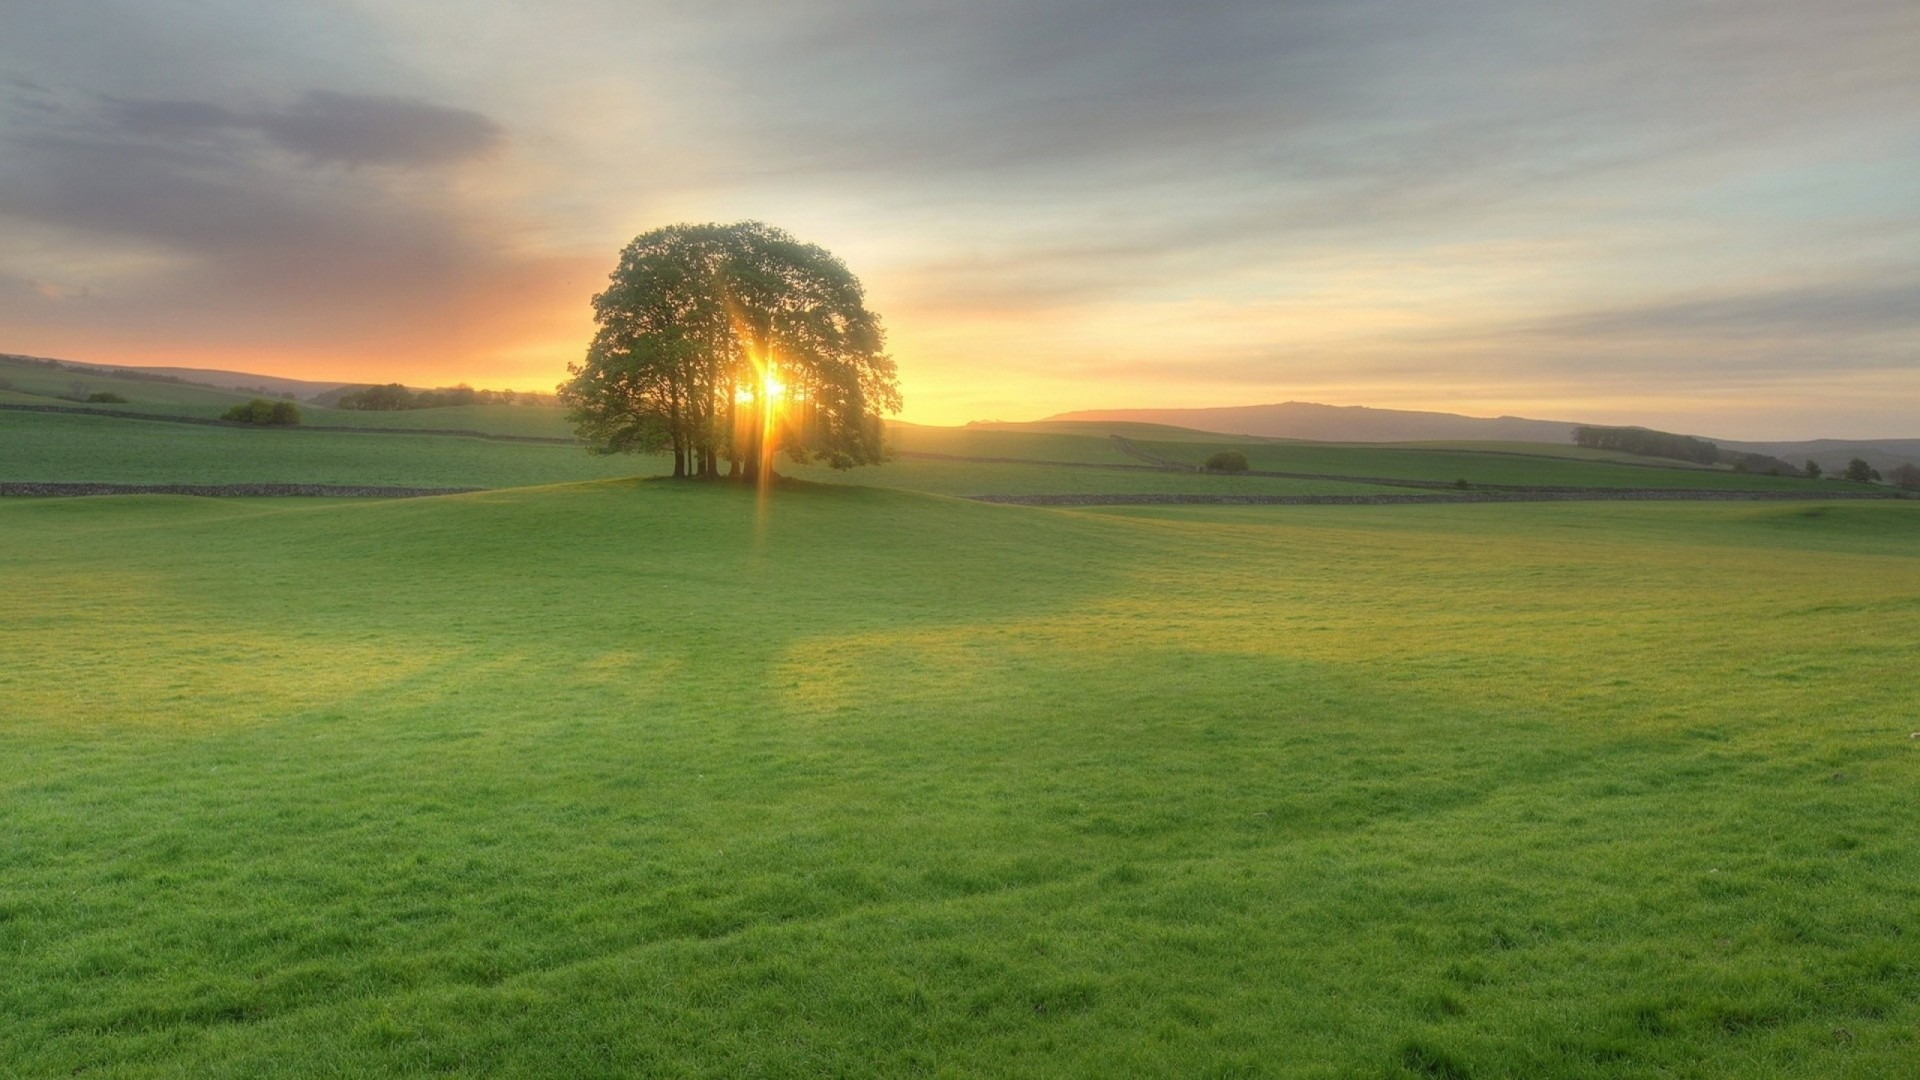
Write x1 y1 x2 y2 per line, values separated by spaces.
2 0 1916 438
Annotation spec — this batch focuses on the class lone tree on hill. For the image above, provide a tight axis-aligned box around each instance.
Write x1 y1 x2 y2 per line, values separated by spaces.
560 221 901 483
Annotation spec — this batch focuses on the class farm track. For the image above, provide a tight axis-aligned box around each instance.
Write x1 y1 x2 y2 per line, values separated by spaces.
969 491 1913 507
0 402 577 444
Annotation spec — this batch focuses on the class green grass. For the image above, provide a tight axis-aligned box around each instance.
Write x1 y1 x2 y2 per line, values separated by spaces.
0 356 574 436
0 412 637 488
3 484 1917 1077
1131 438 1859 491
785 456 1406 496
17 408 1886 498
298 404 577 438
0 357 260 414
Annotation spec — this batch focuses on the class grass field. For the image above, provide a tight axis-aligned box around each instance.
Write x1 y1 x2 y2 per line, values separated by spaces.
1127 438 1837 492
0 412 640 489
0 356 574 436
3 482 1917 1077
8 407 1888 499
0 357 261 414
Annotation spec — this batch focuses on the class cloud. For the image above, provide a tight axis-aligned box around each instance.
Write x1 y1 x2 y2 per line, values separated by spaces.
1 0 1917 426
111 91 501 167
1521 278 1920 343
0 75 564 377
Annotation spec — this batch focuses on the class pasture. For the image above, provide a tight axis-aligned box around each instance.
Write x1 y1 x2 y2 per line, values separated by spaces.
3 477 1917 1077
0 399 1883 500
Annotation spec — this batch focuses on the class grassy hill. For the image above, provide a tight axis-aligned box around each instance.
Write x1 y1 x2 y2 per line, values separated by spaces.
7 406 1886 498
2 482 1916 1076
0 354 263 415
1123 437 1834 491
0 356 574 437
0 412 635 490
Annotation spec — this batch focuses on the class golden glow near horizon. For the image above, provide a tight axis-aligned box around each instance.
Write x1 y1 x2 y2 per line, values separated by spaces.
734 368 788 406
2 2 1916 440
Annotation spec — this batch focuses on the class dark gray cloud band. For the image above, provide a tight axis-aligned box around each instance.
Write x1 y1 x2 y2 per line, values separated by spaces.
112 91 501 167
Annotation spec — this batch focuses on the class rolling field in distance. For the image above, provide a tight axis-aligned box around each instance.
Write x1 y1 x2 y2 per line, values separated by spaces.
1126 437 1832 491
3 483 1918 1076
0 356 575 436
0 412 639 490
3 406 1887 499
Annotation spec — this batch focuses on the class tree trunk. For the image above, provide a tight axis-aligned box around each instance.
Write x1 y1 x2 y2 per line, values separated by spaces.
672 446 686 478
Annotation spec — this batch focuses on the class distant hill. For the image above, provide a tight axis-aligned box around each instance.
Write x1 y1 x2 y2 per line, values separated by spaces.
2 353 355 400
1045 402 1580 444
1718 438 1920 475
60 362 353 400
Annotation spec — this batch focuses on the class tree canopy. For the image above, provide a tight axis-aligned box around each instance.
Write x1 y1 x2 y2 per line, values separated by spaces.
560 221 901 482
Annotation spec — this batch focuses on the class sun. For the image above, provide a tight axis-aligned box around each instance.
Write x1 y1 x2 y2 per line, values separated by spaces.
735 371 788 405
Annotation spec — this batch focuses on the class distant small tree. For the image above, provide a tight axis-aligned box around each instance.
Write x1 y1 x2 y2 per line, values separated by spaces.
223 398 301 426
1890 463 1920 491
1803 460 1822 479
86 391 128 403
1572 425 1719 464
1842 458 1876 484
337 383 416 410
1204 450 1250 473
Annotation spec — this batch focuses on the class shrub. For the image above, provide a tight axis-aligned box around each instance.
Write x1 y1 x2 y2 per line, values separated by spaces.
86 391 128 403
1203 450 1250 473
1842 458 1878 484
223 399 302 426
336 383 416 410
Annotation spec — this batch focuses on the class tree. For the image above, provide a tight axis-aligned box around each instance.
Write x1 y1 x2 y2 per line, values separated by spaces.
561 221 900 483
1889 463 1920 491
337 383 416 410
1571 425 1718 464
1842 457 1878 484
223 398 301 425
1203 450 1249 472
1803 459 1822 479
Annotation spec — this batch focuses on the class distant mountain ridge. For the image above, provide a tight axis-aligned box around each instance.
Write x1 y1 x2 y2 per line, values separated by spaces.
12 352 1918 472
1719 438 1920 475
81 365 356 398
1044 402 1581 444
2 353 354 399
1042 401 1920 472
